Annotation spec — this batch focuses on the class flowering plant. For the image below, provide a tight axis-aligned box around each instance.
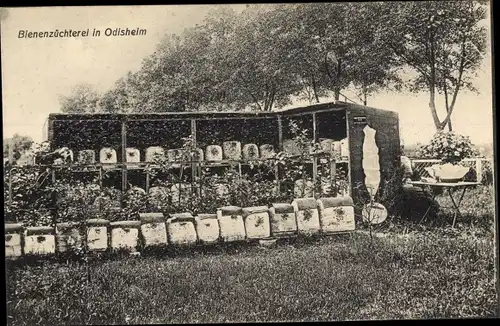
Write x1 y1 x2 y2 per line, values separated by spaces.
416 131 479 163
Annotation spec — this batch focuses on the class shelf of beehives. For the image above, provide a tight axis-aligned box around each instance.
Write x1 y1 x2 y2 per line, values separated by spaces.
28 163 123 172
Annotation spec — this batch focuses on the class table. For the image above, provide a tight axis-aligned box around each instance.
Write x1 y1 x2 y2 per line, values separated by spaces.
408 181 481 228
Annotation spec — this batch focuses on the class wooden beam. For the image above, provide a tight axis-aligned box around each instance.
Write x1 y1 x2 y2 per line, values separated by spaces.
191 119 197 184
8 138 13 206
277 115 283 152
312 112 317 197
47 119 54 149
277 116 283 196
312 112 317 143
346 111 352 196
121 119 127 208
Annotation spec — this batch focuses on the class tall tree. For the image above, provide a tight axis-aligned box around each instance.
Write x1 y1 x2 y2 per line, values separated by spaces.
222 4 303 111
58 83 102 113
378 0 488 131
273 3 401 104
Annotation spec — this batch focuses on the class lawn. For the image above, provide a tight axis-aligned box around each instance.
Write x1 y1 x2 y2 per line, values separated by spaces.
5 185 498 324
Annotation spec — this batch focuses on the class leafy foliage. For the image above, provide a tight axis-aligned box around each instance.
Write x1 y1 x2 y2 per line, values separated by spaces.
58 84 102 114
377 0 488 131
3 133 34 163
416 131 479 163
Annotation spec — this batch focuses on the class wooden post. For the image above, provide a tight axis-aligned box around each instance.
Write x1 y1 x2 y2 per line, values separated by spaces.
8 138 13 206
277 115 283 152
277 115 283 196
191 119 197 191
121 119 127 208
47 118 54 148
145 170 150 193
476 158 483 183
330 157 337 196
312 113 317 198
345 111 352 196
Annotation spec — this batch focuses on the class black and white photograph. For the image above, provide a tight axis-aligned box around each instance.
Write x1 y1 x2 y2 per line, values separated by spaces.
2 2 498 323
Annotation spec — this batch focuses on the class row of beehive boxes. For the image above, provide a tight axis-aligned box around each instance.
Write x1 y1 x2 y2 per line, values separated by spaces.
60 138 348 164
5 196 355 257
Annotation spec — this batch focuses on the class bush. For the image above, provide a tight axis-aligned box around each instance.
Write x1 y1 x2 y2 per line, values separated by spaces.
416 131 479 164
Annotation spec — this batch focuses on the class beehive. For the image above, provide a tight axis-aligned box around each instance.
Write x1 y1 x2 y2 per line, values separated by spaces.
242 144 259 160
166 213 197 246
194 213 220 244
242 206 271 239
319 138 335 155
86 219 109 251
5 223 23 258
110 221 141 252
99 147 117 164
206 145 223 161
140 213 168 247
294 179 314 198
217 206 246 242
24 226 56 256
333 141 342 159
145 146 165 163
222 141 242 160
56 222 83 253
292 198 321 235
259 144 275 159
317 197 355 233
269 203 297 237
340 138 349 159
125 148 141 163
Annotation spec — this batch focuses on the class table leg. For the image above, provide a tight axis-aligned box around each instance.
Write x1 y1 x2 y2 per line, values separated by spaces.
419 192 437 224
448 187 468 228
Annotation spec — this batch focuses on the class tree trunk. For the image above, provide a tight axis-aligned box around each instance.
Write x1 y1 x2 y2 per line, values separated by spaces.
446 112 453 131
312 76 320 103
429 88 442 130
428 30 442 131
443 82 453 131
334 88 341 101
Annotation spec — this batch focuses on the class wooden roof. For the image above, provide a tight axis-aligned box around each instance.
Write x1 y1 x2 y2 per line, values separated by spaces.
48 101 398 121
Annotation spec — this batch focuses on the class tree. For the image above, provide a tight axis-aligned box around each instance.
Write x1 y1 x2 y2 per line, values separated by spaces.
99 72 143 114
378 0 488 131
104 3 402 112
58 83 102 113
221 4 303 111
268 3 401 104
3 133 34 163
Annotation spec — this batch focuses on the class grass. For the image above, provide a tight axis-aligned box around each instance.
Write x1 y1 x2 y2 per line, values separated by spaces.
6 185 498 324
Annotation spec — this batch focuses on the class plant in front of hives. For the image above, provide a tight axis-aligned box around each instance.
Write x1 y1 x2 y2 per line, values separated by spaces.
231 169 281 208
352 181 377 246
4 164 56 226
53 178 102 276
276 120 315 199
121 185 148 220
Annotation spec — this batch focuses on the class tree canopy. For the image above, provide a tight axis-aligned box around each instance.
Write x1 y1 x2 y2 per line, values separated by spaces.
59 2 489 132
4 133 34 163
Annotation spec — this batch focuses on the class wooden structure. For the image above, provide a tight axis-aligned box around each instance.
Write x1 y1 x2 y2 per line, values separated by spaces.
38 101 400 207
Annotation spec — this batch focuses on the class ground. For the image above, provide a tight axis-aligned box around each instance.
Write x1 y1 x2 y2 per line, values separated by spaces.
5 185 498 324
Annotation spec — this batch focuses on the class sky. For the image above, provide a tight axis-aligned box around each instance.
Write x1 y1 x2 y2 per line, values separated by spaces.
0 4 494 147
